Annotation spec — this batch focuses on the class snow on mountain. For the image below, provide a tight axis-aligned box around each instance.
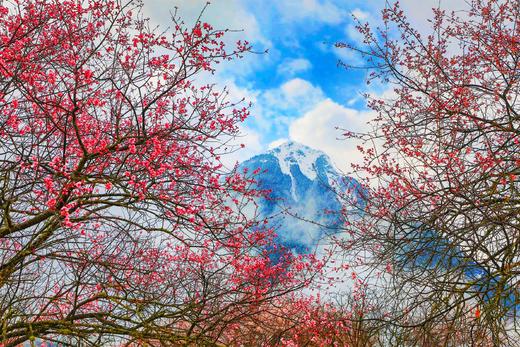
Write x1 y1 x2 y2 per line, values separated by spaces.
268 141 344 198
239 141 361 253
270 141 326 181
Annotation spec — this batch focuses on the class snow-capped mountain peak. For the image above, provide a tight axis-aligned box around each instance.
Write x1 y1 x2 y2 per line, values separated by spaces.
268 141 333 181
239 141 361 253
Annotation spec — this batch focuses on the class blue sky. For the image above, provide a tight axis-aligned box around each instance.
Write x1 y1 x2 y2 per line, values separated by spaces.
144 0 468 171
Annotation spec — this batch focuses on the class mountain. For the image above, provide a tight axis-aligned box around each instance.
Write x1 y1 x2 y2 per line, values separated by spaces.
241 145 519 313
240 141 362 253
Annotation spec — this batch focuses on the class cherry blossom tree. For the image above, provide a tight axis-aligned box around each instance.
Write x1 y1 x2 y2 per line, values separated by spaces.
219 294 373 347
0 0 316 345
338 0 520 344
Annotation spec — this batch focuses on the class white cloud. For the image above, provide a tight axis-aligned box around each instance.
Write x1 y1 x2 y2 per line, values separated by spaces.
247 78 378 173
398 0 469 28
143 0 273 78
288 99 373 173
277 58 312 76
283 78 320 98
144 0 267 45
214 123 264 170
250 78 324 136
345 8 373 44
276 0 345 24
330 44 364 65
351 8 369 21
268 78 324 110
336 0 471 64
346 0 472 51
223 126 264 166
268 138 289 149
